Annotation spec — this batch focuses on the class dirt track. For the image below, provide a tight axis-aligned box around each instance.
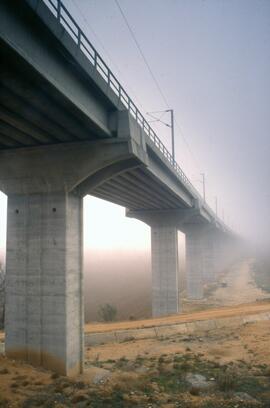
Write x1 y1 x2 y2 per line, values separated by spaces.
208 258 269 306
85 301 270 334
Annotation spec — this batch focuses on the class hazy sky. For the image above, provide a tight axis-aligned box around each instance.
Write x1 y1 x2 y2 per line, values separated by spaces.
0 0 270 251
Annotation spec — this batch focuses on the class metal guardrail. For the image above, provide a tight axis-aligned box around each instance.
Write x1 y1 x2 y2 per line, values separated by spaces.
41 0 227 229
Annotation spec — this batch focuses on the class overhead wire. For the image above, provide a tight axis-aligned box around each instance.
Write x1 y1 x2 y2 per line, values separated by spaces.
114 0 170 109
69 0 145 111
114 0 202 173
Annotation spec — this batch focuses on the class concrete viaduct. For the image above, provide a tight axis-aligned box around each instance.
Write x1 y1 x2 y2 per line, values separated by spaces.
0 0 240 375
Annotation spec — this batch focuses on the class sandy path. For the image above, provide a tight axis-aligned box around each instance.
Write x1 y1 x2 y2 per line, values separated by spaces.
209 258 269 306
84 301 270 334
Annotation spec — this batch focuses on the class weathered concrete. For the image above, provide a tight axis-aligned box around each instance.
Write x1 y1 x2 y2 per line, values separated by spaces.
151 226 179 317
5 192 84 376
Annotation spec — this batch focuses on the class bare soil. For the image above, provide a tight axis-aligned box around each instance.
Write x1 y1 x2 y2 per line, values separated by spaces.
0 319 269 407
204 258 269 306
0 258 269 407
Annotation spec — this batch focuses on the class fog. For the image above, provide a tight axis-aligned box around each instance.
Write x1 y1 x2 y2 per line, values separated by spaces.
84 249 152 321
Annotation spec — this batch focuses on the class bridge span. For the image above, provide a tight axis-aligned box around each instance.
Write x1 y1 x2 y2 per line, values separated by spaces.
0 0 241 375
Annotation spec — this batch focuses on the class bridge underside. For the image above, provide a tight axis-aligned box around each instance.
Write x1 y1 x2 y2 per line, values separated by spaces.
90 167 188 211
0 39 111 150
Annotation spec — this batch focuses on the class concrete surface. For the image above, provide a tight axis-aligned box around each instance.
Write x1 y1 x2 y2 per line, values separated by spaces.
151 226 179 317
185 225 204 300
5 192 84 376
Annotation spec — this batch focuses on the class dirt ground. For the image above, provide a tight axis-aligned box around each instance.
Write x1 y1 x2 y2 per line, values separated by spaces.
0 319 269 407
205 258 269 306
182 258 269 313
0 258 270 407
86 320 270 368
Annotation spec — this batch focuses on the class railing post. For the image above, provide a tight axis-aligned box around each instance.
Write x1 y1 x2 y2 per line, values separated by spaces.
78 29 81 48
119 86 122 102
57 0 61 21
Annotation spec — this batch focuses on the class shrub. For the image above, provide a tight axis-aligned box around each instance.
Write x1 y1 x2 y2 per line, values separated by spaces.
98 303 117 322
216 370 237 392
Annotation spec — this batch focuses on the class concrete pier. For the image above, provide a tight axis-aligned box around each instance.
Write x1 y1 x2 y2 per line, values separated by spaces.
185 225 204 299
5 192 84 376
151 226 179 317
201 229 217 283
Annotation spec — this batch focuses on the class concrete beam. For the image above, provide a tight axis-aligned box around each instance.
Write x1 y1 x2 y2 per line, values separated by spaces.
0 118 148 196
127 208 202 229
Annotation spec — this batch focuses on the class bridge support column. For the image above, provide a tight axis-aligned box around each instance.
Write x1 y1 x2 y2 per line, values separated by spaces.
201 230 217 283
5 192 84 376
185 225 204 299
151 226 179 317
213 231 226 275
